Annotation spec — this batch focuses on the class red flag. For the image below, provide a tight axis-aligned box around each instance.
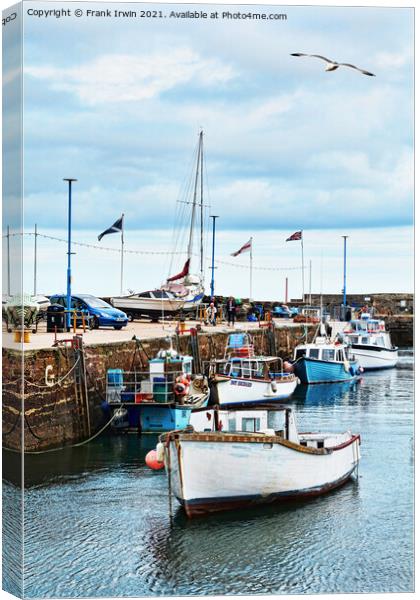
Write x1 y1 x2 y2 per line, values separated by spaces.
167 259 190 282
231 238 252 257
286 231 302 242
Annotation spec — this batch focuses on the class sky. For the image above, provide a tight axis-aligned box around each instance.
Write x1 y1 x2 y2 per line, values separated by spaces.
2 1 414 299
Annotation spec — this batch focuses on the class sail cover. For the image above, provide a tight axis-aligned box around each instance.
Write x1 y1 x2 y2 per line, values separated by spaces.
167 259 190 282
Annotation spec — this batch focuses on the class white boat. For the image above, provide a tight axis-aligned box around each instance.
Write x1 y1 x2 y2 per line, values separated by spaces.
110 289 184 321
342 316 398 370
209 333 297 406
160 405 361 517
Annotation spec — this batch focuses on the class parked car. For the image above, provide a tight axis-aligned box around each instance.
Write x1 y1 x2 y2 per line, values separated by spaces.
49 294 128 330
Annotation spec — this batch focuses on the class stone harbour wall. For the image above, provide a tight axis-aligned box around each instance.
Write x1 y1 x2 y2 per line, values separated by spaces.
2 324 313 452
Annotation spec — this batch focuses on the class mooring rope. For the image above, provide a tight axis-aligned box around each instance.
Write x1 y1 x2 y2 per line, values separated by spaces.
3 411 119 455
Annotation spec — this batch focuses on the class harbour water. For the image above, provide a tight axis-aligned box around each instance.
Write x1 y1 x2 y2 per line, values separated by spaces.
4 350 414 597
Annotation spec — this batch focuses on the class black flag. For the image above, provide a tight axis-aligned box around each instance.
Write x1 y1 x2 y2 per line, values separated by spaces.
98 216 123 241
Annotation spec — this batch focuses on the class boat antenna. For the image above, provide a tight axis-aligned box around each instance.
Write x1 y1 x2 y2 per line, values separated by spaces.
200 130 204 282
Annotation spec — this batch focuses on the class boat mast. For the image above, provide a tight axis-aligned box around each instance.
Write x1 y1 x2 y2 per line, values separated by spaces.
200 132 204 281
187 131 203 265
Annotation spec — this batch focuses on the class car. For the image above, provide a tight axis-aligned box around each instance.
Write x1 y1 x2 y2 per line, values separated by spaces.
49 294 128 330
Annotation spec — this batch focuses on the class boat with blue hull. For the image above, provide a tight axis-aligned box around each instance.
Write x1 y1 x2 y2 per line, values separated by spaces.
293 339 362 384
105 347 209 433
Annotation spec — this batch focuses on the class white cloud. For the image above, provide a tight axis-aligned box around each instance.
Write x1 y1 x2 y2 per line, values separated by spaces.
25 50 236 105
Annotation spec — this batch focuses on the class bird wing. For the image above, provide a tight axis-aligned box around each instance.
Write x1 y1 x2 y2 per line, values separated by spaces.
340 63 376 76
290 53 335 64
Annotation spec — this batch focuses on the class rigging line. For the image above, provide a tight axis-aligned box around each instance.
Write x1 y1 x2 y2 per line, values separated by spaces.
10 231 305 271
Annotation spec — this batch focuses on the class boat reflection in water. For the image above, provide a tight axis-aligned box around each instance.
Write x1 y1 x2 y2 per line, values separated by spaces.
291 380 361 408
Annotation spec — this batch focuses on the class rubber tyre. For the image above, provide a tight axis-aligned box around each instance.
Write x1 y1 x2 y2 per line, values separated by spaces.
91 316 99 330
114 325 123 330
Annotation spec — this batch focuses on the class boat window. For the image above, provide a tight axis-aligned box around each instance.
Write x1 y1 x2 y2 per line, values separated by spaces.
322 349 335 361
295 349 306 359
376 336 385 348
242 418 261 432
337 349 344 361
228 417 237 432
309 349 319 359
137 292 151 298
253 362 264 378
223 362 231 376
152 290 168 299
242 361 251 378
362 337 369 344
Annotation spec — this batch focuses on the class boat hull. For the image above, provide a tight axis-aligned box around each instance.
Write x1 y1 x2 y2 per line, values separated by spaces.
351 344 398 370
294 357 360 384
166 433 360 517
213 376 297 407
110 296 184 318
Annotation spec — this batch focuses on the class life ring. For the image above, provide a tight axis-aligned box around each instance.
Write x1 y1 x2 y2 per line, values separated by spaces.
174 375 190 397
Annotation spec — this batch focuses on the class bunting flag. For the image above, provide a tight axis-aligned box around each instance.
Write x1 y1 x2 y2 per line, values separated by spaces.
286 230 302 242
231 238 252 257
98 216 123 241
167 258 190 282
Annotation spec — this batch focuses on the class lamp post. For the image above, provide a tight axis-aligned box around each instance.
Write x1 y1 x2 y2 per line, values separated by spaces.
210 215 219 298
63 178 77 330
342 235 348 309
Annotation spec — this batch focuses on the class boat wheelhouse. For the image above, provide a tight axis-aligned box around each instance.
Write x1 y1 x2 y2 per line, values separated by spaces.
342 318 398 370
208 333 297 406
159 405 361 517
293 339 361 384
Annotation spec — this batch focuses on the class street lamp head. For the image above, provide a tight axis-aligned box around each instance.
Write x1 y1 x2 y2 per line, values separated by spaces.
63 178 78 182
210 215 219 219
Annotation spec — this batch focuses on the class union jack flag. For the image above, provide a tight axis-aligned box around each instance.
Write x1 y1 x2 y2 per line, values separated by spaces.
231 238 252 257
286 230 302 242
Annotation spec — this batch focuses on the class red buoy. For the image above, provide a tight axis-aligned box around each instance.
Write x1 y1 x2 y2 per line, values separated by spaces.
145 449 164 470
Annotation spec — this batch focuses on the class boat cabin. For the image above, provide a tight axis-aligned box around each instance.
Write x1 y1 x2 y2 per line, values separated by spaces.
190 405 300 444
210 356 285 380
294 343 354 363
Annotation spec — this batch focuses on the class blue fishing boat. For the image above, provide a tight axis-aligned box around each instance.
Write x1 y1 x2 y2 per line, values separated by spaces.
293 339 362 384
105 348 209 433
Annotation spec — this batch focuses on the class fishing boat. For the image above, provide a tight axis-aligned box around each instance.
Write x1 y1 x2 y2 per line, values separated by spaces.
293 338 362 384
208 333 297 406
342 315 398 370
106 346 209 433
111 133 207 320
158 405 361 517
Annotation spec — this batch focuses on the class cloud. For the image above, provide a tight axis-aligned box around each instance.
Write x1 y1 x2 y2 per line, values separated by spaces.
25 49 236 105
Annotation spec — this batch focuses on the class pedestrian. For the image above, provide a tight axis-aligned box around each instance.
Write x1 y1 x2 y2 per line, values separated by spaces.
226 296 237 326
206 302 217 326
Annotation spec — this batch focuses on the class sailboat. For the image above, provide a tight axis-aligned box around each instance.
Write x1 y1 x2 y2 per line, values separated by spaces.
110 133 206 321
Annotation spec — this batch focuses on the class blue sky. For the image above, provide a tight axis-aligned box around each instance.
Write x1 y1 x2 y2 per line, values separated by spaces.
3 1 414 298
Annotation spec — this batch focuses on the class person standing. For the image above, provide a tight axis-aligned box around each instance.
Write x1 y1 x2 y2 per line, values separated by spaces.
206 302 217 326
226 296 237 327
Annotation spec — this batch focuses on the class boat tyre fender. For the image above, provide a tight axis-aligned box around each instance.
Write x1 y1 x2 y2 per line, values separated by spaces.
271 380 278 393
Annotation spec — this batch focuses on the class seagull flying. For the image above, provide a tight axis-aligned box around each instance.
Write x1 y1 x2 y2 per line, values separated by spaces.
291 53 376 77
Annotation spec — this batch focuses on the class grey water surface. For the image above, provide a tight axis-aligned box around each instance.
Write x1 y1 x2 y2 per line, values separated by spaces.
3 350 414 597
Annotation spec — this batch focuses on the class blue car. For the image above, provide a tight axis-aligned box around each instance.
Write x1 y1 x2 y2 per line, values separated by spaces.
49 294 128 330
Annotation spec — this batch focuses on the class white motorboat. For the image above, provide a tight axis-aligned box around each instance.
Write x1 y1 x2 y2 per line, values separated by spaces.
209 333 297 406
159 405 361 517
342 316 398 370
110 289 184 321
